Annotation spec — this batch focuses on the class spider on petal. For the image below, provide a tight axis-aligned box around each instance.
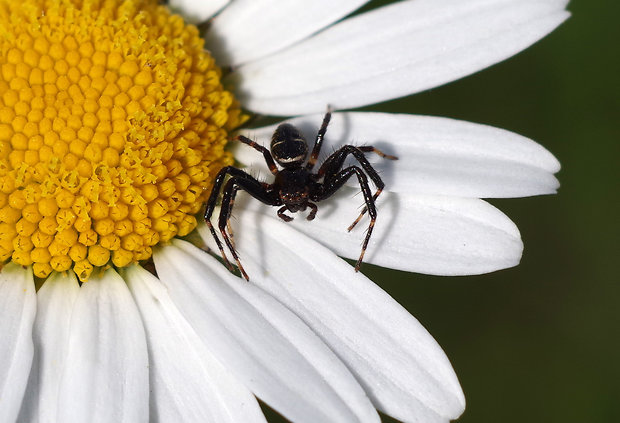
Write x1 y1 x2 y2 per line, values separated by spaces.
204 109 397 280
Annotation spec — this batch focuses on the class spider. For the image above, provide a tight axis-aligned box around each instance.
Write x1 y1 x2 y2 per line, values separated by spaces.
204 109 397 280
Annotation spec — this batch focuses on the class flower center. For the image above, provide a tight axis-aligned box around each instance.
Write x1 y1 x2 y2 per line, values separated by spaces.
0 0 244 281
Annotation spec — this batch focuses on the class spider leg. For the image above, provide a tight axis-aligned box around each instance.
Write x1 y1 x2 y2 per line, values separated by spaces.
317 145 397 231
347 188 382 232
235 135 279 175
355 145 398 161
313 166 377 272
219 175 280 281
219 180 247 279
225 187 239 251
346 147 398 230
204 166 255 272
306 106 333 170
222 180 274 253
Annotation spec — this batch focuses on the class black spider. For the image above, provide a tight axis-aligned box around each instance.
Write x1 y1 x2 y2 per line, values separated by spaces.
204 109 397 280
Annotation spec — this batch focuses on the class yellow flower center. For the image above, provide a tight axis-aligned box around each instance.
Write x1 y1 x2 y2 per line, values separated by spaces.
0 0 244 281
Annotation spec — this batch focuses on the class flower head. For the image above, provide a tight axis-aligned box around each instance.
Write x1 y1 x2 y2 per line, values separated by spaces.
0 0 243 280
0 1 569 423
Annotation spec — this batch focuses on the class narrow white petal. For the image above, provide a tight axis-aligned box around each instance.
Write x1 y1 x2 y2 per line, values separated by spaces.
0 264 36 423
154 241 380 423
236 112 560 198
203 189 522 275
123 265 266 423
206 0 370 66
18 272 79 423
199 217 465 422
168 0 229 24
57 270 148 423
233 0 570 114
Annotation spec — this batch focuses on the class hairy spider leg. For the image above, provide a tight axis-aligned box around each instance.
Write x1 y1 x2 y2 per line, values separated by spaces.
234 135 279 175
342 146 398 230
356 145 398 161
204 166 253 272
317 145 396 231
219 175 280 281
313 166 377 272
306 108 333 170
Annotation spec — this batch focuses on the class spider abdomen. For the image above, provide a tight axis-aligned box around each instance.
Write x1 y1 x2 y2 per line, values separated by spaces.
271 123 309 167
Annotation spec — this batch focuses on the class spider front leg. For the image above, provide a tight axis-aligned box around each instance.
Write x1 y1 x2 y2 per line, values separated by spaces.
313 165 377 272
317 145 397 231
218 175 280 281
347 147 398 231
205 166 255 272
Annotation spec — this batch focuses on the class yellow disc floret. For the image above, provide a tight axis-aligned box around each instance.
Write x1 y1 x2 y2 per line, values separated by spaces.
0 0 244 281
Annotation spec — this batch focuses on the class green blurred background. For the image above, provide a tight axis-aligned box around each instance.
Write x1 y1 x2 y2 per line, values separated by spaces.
264 0 619 422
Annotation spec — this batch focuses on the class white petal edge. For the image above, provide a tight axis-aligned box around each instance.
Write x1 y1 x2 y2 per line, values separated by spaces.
123 265 267 423
169 0 229 24
233 0 570 115
154 241 380 423
207 188 523 275
205 0 370 66
235 112 560 198
198 217 465 422
56 269 149 423
17 272 79 423
0 264 35 423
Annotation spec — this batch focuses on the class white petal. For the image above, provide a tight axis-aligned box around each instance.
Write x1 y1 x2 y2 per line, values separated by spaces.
18 272 79 423
199 217 465 422
237 112 560 198
168 0 229 24
206 0 370 66
302 191 523 275
233 0 570 115
154 241 380 423
123 265 266 423
57 270 149 423
0 264 36 423
204 189 522 275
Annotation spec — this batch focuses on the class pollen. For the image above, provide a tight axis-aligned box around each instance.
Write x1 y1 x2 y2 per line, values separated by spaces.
0 0 244 281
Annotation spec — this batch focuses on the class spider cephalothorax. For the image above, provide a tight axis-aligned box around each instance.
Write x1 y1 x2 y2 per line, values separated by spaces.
204 109 397 280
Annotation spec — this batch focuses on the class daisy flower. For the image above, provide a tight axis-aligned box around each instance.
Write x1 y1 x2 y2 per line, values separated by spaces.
0 1 569 423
